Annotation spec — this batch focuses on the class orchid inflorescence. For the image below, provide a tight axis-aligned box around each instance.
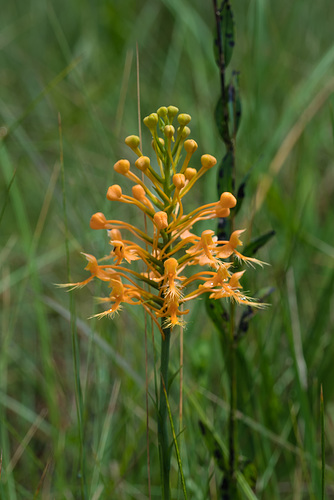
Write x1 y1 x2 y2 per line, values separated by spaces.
61 106 264 333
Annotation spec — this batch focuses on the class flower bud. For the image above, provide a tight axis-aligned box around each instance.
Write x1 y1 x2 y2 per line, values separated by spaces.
90 212 107 229
108 228 122 240
157 106 168 117
153 211 168 230
219 192 237 208
125 135 140 149
177 113 191 126
132 184 146 201
167 106 179 120
106 184 123 201
164 257 178 275
173 173 186 189
179 126 190 139
164 125 175 139
152 137 165 152
143 113 159 129
184 167 197 180
114 159 130 175
215 207 230 218
201 154 217 169
135 156 150 172
184 139 198 154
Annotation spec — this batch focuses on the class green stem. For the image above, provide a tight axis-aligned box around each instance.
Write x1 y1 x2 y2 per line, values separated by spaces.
158 326 171 500
228 301 237 497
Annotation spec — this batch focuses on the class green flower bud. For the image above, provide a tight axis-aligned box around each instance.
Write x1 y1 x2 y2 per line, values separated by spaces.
177 113 191 126
157 106 168 118
167 106 179 121
125 135 140 149
143 113 159 130
164 125 175 139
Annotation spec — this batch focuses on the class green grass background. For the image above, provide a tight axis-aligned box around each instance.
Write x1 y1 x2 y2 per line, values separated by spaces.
1 1 334 498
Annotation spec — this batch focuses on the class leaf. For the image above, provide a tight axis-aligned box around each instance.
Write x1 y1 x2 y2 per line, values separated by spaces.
199 419 228 473
242 230 275 257
215 95 230 143
241 461 257 492
228 72 242 137
205 295 232 372
220 0 235 69
217 148 235 196
205 295 229 332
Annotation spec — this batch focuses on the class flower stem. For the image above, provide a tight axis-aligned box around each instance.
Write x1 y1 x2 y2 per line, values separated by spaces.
228 301 237 497
158 325 171 499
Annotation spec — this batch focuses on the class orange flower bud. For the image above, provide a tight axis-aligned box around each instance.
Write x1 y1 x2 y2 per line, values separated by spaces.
184 139 198 154
173 173 186 189
108 228 122 240
125 135 140 149
219 192 237 208
201 154 217 169
114 159 130 175
184 167 197 180
135 156 150 172
132 184 146 201
164 257 178 275
106 184 123 201
215 207 230 218
177 113 191 126
153 211 168 230
90 212 107 229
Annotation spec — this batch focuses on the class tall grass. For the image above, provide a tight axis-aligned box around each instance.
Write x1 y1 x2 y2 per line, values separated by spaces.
0 0 334 498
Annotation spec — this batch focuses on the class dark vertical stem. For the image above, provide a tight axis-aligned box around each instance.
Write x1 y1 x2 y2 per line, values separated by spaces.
213 0 235 157
158 326 171 500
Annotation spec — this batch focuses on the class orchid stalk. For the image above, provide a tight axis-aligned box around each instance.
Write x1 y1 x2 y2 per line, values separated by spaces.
60 105 264 497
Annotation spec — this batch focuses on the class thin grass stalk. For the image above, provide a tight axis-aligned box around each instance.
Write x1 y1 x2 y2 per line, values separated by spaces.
59 113 88 499
321 385 325 500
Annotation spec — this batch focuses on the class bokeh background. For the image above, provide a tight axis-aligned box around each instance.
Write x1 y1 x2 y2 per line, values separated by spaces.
1 1 334 498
